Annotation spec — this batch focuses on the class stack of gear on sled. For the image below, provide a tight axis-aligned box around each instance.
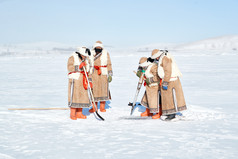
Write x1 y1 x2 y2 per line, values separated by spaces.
136 49 187 121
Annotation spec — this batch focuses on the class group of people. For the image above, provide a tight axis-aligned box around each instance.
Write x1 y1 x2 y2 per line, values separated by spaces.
67 41 112 120
137 49 187 120
67 41 187 121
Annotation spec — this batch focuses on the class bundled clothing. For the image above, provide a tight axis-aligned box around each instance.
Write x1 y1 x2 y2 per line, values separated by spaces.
90 43 113 102
67 52 92 108
140 63 161 113
135 57 162 119
138 49 187 120
157 52 187 115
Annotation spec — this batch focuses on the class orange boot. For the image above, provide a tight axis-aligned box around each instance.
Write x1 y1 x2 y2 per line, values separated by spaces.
152 113 161 119
76 108 87 119
141 108 153 117
152 105 162 119
100 101 106 112
70 107 77 120
89 102 97 113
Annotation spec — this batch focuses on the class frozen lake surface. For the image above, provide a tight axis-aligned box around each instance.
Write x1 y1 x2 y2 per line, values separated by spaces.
0 50 238 159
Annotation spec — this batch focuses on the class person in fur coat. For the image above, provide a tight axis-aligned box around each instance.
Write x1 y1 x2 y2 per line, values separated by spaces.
137 55 162 119
89 41 113 113
67 47 93 120
151 49 187 120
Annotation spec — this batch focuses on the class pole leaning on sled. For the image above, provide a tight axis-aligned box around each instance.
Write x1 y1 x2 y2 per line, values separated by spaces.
82 66 105 121
128 71 145 115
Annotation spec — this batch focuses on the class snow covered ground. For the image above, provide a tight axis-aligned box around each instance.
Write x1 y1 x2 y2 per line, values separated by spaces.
0 47 238 159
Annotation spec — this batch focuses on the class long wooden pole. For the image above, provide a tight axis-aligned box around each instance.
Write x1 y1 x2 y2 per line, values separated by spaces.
8 108 69 110
82 66 104 121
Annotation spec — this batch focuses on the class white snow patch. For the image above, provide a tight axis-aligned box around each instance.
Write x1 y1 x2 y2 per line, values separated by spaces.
0 46 237 158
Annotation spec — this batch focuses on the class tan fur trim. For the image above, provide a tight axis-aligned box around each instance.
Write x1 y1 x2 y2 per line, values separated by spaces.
91 49 108 75
88 54 94 74
68 73 80 80
93 43 104 49
139 57 147 64
149 83 159 87
170 77 178 81
139 61 151 67
151 52 161 59
73 54 89 72
151 50 162 59
145 64 153 78
68 53 90 79
76 47 89 57
96 41 102 44
145 63 159 87
100 50 108 75
72 52 80 65
158 53 182 81
151 49 159 56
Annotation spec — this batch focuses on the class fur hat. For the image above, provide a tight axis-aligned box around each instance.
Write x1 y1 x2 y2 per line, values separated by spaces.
76 46 89 57
93 41 104 49
139 57 151 67
151 49 161 59
151 49 169 59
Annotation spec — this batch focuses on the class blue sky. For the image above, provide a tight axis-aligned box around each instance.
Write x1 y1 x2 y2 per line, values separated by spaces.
0 0 238 47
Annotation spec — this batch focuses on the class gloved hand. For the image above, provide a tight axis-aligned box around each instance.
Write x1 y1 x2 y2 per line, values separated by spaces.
89 82 93 89
108 75 112 83
79 62 86 69
145 78 150 85
136 70 142 77
162 81 168 90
